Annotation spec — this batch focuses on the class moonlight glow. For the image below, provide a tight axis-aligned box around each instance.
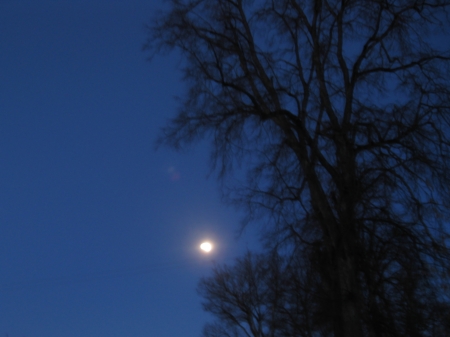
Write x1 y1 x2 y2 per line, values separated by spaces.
200 242 212 252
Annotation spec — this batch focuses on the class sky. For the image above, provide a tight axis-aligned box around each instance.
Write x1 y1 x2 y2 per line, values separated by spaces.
0 1 260 336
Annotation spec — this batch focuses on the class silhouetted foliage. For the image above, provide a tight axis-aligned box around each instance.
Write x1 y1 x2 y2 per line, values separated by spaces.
146 0 450 336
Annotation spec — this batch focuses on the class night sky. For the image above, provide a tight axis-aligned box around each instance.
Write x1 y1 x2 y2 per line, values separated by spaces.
0 1 260 336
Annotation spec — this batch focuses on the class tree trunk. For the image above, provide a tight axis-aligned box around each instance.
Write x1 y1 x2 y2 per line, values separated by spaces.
300 148 363 337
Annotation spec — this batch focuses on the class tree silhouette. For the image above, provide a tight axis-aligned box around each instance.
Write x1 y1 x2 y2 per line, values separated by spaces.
146 1 450 336
198 251 325 337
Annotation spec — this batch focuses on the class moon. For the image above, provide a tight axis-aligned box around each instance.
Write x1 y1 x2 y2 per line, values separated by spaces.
200 242 213 252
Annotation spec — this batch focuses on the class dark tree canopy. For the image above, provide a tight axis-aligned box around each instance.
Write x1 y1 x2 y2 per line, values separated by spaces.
146 0 450 336
199 250 450 337
198 252 326 337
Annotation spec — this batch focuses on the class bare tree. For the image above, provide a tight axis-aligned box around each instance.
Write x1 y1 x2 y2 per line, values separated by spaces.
146 1 450 336
198 251 327 337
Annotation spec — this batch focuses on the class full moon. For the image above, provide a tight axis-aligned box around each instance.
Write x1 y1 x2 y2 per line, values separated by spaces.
200 242 213 252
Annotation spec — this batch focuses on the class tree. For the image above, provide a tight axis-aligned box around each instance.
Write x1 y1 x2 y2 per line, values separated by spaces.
198 251 327 337
200 249 450 337
146 1 450 336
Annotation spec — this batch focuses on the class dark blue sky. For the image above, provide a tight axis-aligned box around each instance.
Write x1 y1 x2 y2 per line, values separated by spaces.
0 1 259 336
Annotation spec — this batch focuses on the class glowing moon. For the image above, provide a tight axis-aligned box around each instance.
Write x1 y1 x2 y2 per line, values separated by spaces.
200 242 213 252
